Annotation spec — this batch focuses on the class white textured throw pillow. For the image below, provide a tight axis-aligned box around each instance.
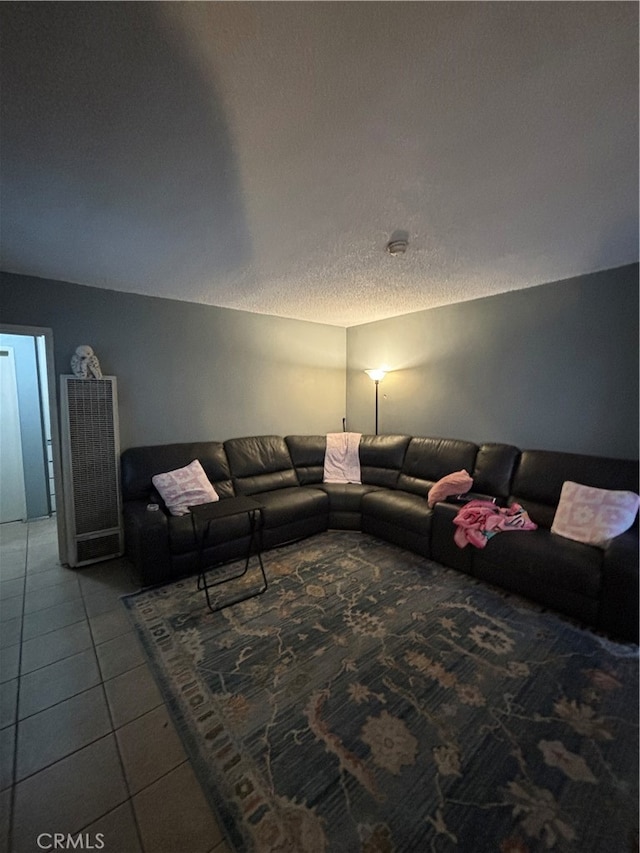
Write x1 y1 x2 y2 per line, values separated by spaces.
551 481 639 548
152 459 219 516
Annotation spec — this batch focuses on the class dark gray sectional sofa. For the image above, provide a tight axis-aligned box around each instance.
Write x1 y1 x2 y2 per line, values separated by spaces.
120 434 639 643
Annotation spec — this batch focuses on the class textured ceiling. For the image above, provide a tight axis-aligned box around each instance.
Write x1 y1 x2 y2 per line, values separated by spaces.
1 2 638 327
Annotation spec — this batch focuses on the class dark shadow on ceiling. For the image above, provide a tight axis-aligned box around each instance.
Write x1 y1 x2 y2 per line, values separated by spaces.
0 2 250 293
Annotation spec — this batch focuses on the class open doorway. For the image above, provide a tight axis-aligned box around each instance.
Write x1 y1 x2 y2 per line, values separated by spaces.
0 324 66 563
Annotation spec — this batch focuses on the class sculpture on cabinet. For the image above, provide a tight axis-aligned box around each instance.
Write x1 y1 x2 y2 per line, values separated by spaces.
70 345 103 379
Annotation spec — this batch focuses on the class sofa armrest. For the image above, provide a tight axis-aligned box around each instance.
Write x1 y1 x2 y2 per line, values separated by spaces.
122 500 172 587
598 531 639 643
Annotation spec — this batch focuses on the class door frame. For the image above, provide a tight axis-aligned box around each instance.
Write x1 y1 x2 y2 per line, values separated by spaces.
0 344 27 522
0 323 67 564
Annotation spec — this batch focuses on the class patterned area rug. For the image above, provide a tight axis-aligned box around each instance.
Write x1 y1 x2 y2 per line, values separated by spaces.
123 531 639 853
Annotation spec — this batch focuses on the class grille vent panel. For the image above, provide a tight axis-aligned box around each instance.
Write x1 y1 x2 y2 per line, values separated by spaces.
76 533 122 564
66 379 119 533
61 376 123 566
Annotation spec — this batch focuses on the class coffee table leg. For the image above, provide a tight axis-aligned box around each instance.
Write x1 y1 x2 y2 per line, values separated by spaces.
196 508 267 613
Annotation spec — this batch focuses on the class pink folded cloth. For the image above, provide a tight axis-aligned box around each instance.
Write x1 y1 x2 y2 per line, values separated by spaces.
453 500 537 549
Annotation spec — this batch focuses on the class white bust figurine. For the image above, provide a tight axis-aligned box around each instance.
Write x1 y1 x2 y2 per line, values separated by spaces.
71 345 103 379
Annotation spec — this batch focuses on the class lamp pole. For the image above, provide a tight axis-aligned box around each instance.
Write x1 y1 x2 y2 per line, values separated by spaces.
374 379 380 435
364 369 387 436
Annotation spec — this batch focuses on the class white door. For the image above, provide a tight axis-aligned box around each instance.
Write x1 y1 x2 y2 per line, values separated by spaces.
0 346 27 522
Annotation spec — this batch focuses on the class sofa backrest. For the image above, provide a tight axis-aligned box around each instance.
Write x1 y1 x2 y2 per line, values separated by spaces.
121 441 235 502
472 443 520 502
398 437 478 497
285 434 412 487
224 435 298 495
285 435 411 488
285 435 325 484
360 434 412 487
510 449 639 528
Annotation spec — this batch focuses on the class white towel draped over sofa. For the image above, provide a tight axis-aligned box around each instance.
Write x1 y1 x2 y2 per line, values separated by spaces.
323 432 362 484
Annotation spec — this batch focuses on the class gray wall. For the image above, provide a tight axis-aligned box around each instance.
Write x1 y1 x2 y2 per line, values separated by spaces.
346 264 639 458
2 265 637 461
0 273 347 450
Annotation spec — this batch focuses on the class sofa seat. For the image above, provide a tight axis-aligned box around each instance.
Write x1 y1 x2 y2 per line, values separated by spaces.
313 482 379 507
472 528 603 624
312 483 382 529
254 485 328 527
252 486 329 550
362 489 430 531
361 489 433 558
170 488 329 574
167 509 252 555
122 498 253 586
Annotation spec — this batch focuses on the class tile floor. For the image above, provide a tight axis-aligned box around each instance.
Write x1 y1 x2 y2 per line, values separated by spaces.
1 517 232 853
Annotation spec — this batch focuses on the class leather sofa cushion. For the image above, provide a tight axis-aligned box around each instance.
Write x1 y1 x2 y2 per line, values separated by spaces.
398 437 478 497
233 469 299 495
169 487 328 553
600 532 640 641
121 442 235 502
472 443 520 501
510 449 639 528
285 435 325 484
261 513 328 551
225 435 298 494
168 508 251 555
473 528 603 599
360 434 412 487
254 486 328 528
362 489 433 536
314 482 381 512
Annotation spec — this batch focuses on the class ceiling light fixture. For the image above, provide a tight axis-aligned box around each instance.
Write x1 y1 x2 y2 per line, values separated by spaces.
386 238 408 255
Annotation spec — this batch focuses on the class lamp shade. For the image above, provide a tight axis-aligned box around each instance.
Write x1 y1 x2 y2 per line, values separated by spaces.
365 369 387 382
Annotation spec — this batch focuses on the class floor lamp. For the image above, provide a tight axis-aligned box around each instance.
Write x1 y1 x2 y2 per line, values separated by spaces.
364 369 387 435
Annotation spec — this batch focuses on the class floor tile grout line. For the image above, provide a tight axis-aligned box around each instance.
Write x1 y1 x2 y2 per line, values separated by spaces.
14 677 103 725
18 640 95 678
7 521 32 853
108 696 166 732
21 593 84 619
13 731 121 787
69 757 194 853
5 521 209 853
7 574 135 626
18 622 129 678
80 559 148 853
12 721 186 798
11 641 147 840
4 520 142 850
19 615 88 645
2 673 164 731
0 586 25 603
17 598 131 676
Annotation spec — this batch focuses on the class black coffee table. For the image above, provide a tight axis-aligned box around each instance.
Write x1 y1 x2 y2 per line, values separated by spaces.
189 496 267 613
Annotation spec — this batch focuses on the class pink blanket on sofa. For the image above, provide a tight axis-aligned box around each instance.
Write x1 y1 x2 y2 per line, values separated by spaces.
453 499 537 549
